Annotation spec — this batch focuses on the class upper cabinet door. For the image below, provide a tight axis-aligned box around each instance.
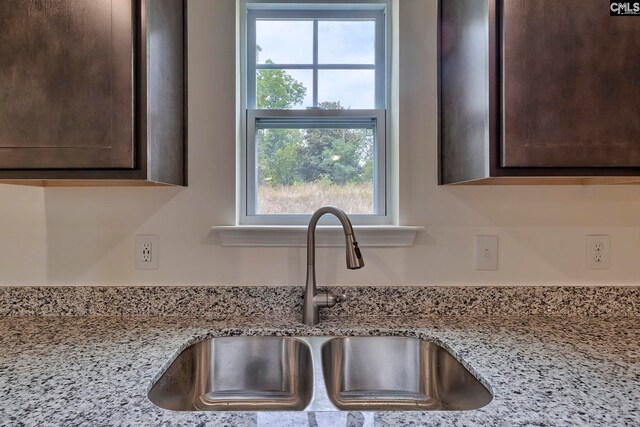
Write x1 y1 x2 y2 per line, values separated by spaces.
0 0 134 169
501 0 640 167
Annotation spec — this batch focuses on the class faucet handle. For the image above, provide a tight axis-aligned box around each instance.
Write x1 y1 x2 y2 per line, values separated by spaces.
315 291 347 308
327 291 347 306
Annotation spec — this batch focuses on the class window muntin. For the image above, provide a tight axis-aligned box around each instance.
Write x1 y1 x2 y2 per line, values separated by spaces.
243 4 388 225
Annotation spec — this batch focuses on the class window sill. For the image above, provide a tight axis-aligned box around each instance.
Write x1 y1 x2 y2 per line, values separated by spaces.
211 225 423 247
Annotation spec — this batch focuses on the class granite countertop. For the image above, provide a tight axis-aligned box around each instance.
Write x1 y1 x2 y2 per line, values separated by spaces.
1 315 639 427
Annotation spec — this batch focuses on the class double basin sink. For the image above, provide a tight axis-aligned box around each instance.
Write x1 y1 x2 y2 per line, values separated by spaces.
148 336 492 412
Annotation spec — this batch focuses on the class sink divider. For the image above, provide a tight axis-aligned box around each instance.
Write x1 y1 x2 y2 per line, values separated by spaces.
301 337 336 412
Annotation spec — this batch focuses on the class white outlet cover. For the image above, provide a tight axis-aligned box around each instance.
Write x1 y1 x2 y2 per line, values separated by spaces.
476 235 498 271
136 235 159 270
587 235 610 270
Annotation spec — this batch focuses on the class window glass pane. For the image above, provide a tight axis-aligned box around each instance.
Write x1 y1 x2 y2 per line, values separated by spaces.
318 20 376 64
318 70 375 109
256 20 313 64
256 126 375 215
257 69 313 109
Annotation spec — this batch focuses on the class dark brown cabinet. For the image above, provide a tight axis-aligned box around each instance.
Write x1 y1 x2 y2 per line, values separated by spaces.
0 0 186 186
439 0 640 184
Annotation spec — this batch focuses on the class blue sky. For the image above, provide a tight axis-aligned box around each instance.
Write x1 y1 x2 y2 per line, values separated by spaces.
256 20 376 109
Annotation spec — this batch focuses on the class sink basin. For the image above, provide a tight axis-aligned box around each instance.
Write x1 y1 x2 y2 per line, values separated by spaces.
149 335 491 412
321 336 492 411
148 336 313 411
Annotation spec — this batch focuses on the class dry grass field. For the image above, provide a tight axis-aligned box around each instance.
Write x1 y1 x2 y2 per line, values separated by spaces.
257 182 374 214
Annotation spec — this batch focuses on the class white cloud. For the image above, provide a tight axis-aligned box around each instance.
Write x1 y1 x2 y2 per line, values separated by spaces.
319 70 375 109
257 21 313 64
318 21 375 64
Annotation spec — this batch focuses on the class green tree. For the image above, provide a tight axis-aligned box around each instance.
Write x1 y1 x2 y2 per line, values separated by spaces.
272 142 300 186
256 46 306 109
257 67 307 109
258 128 302 186
296 102 373 185
256 46 306 186
322 137 360 185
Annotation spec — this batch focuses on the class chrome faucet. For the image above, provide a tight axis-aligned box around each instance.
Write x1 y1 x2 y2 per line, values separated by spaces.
303 206 364 325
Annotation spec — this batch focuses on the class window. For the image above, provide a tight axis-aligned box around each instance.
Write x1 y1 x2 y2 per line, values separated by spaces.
241 2 389 225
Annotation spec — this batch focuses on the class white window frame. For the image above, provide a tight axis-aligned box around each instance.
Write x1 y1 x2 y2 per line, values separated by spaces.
239 1 391 226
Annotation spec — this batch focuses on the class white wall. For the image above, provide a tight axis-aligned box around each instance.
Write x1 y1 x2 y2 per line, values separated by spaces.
1 0 639 287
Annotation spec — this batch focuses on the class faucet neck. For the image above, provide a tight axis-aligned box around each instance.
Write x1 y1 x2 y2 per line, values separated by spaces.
302 206 360 325
303 206 361 326
306 206 355 268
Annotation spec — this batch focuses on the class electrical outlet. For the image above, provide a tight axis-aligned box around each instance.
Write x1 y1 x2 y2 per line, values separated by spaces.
136 235 158 270
476 235 498 271
142 243 152 263
587 235 610 270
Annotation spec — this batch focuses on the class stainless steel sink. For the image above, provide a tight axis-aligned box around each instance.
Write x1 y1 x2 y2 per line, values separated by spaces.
148 336 492 412
148 336 313 411
321 337 493 411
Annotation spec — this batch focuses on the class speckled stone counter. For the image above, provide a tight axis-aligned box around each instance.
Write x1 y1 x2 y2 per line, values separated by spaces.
2 286 639 317
1 315 639 426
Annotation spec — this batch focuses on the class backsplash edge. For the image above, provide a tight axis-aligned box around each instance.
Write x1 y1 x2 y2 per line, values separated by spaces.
0 286 638 318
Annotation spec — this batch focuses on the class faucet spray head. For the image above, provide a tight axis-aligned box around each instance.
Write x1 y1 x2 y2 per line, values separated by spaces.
346 234 365 270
